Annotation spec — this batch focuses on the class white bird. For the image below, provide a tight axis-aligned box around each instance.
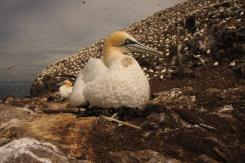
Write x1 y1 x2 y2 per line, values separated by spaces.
69 31 162 108
58 80 73 99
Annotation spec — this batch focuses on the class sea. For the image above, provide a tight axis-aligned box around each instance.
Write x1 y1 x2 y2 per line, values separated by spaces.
0 81 32 100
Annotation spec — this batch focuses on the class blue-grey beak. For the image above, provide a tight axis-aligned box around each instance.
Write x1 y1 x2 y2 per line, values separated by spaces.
126 42 163 55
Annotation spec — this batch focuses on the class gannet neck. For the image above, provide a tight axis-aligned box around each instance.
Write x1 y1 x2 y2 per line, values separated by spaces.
102 31 135 67
103 46 125 67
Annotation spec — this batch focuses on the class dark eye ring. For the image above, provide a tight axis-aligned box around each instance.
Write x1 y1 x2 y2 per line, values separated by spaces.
125 39 135 44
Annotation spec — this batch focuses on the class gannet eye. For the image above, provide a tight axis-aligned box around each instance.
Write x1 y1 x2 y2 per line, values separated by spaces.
124 39 136 45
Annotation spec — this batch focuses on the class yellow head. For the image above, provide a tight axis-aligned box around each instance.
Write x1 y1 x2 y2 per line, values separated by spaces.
103 31 162 66
104 31 137 54
59 80 72 87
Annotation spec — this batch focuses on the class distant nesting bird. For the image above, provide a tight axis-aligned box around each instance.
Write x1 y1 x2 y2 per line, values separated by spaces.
69 31 162 108
58 80 73 99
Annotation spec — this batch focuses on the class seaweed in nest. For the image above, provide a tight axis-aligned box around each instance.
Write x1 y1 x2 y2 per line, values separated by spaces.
78 106 151 120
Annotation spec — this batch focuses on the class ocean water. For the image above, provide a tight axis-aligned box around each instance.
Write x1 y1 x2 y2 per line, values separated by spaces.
0 81 32 100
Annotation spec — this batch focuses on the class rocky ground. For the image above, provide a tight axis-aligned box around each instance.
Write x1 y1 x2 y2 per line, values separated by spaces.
0 0 244 162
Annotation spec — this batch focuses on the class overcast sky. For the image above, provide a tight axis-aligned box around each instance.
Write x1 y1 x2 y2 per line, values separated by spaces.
0 0 183 81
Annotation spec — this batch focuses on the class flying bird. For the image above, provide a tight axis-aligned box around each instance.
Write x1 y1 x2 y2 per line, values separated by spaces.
5 66 15 71
0 65 17 76
69 31 162 108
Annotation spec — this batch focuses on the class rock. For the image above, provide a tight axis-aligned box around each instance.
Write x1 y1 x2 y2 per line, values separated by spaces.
147 112 166 123
185 15 197 33
0 104 31 124
0 84 244 162
204 88 222 97
0 104 96 161
183 86 195 95
194 154 219 163
109 150 180 163
0 138 70 163
2 96 22 106
218 105 234 113
151 88 196 109
210 24 245 61
233 62 245 78
44 102 69 110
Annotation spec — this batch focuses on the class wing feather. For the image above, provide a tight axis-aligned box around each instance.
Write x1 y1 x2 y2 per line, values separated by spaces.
69 58 108 107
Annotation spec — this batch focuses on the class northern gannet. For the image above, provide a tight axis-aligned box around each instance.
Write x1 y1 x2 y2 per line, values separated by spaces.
69 31 162 108
58 80 73 99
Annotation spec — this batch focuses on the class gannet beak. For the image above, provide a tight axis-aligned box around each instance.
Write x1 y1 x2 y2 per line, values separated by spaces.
126 42 163 55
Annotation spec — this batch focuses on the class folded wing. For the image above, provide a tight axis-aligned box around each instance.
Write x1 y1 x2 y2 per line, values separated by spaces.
83 57 150 108
69 58 108 107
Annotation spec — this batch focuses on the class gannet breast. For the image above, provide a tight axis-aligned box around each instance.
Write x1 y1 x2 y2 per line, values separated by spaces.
83 56 150 108
82 58 109 82
59 86 73 98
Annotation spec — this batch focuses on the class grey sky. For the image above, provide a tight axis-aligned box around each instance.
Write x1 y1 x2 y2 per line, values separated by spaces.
0 0 183 81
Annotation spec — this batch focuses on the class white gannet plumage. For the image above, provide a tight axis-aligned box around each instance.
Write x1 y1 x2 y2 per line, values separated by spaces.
69 58 108 106
69 31 162 108
59 80 73 99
